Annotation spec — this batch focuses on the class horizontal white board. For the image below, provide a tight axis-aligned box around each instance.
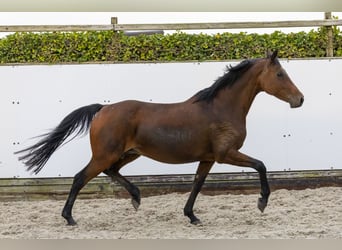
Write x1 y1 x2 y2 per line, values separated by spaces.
0 59 341 178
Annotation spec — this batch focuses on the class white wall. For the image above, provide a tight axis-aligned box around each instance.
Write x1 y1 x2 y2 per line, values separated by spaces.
1 59 341 178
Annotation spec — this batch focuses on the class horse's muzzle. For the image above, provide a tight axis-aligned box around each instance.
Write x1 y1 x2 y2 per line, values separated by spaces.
290 95 304 108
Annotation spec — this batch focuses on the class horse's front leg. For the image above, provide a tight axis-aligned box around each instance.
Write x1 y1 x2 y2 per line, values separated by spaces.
219 149 271 212
184 161 214 225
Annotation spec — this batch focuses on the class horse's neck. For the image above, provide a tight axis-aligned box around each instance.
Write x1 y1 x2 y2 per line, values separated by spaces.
214 71 261 123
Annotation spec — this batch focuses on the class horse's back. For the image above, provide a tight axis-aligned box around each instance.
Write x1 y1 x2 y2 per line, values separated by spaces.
90 99 183 145
90 99 213 163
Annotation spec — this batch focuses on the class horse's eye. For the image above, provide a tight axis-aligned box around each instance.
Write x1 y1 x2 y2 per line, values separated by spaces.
277 72 283 78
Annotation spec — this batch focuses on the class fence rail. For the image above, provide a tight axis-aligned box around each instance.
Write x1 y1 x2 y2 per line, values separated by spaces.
0 24 114 33
0 18 341 33
1 170 341 201
113 19 342 31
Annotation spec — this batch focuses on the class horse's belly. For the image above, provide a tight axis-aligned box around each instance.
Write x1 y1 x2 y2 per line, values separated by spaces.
134 127 212 164
136 148 212 164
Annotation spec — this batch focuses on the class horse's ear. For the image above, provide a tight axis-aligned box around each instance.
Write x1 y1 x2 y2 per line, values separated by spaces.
266 50 278 64
271 50 278 62
267 50 278 64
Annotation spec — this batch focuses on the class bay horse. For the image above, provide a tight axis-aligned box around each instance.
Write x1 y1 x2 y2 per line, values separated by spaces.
15 51 304 225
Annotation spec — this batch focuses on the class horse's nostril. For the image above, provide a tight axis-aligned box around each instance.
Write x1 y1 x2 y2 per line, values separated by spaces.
300 97 304 105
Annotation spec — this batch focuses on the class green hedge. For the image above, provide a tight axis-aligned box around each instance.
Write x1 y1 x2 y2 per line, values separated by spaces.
0 27 341 63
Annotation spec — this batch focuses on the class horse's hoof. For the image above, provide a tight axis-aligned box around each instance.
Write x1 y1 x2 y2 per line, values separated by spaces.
191 219 202 226
257 197 267 213
66 219 77 226
131 199 140 211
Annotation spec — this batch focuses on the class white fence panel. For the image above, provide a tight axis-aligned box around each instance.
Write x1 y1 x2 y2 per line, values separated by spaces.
0 59 341 178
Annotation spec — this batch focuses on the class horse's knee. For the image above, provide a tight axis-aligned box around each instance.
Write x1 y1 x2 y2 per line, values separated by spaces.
253 160 266 174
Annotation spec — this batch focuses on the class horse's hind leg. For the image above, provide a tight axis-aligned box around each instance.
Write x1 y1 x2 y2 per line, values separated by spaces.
61 164 89 225
103 150 141 210
184 161 214 225
61 157 118 225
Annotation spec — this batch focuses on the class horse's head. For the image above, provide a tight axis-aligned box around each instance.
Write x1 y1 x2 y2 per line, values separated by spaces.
258 50 304 108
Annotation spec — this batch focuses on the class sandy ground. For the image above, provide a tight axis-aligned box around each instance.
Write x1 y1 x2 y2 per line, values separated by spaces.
0 187 341 239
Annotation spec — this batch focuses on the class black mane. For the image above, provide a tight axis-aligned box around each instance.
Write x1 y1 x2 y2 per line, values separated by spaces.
193 59 257 102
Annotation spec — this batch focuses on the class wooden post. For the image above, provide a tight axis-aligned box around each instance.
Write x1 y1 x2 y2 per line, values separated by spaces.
325 12 334 57
111 17 118 32
111 17 118 25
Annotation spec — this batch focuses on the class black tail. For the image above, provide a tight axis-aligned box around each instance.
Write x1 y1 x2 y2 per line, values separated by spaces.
15 103 103 174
